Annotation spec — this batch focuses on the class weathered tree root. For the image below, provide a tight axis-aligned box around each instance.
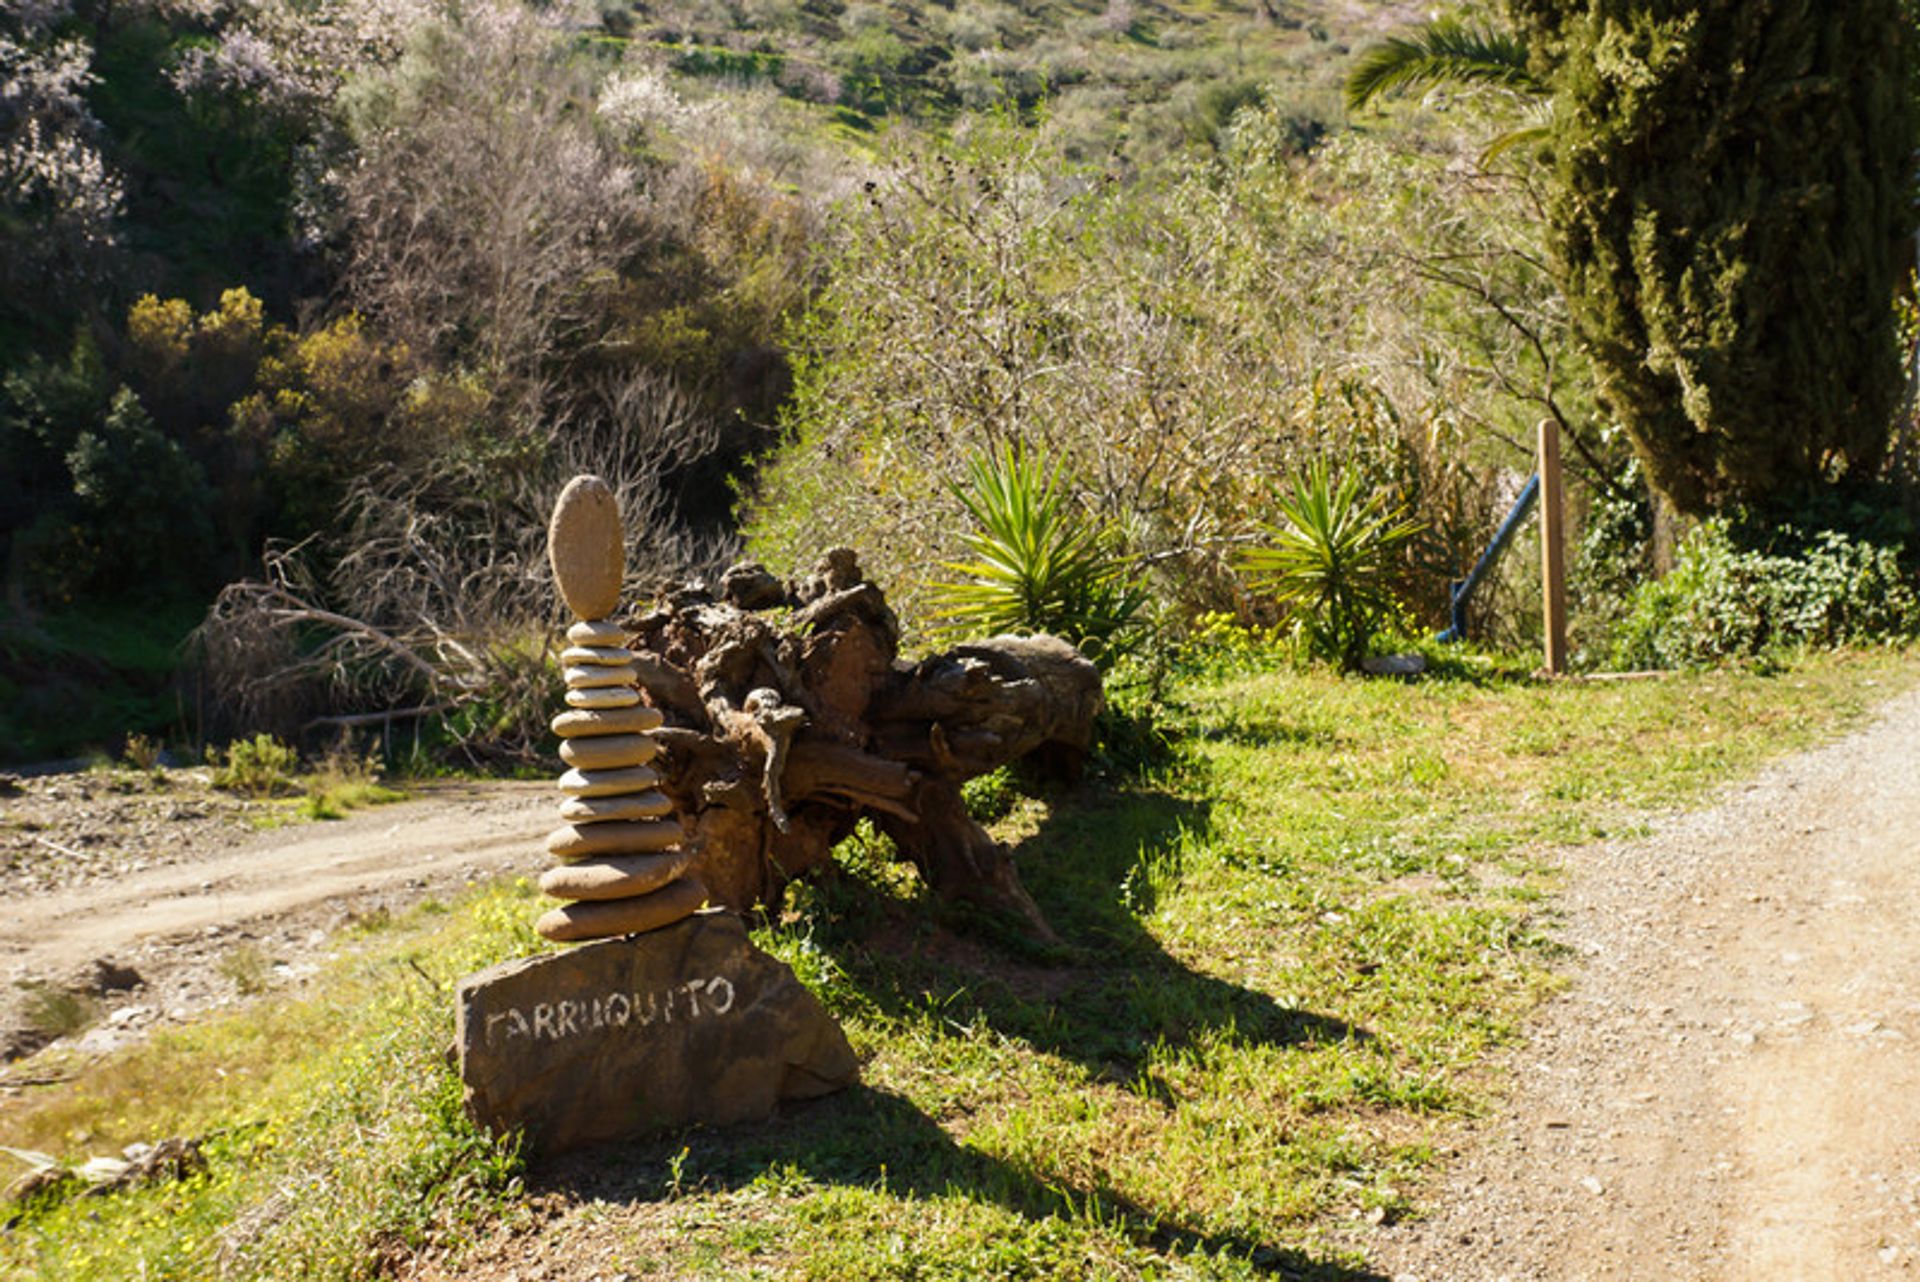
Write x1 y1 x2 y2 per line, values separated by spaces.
626 550 1101 942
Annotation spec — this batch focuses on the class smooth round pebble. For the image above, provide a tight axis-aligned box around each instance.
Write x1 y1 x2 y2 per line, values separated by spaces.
557 764 660 798
551 705 664 739
561 645 635 667
567 619 626 648
548 476 625 621
563 663 638 690
558 733 659 771
535 876 707 942
558 791 673 823
545 817 682 860
566 686 640 710
538 849 694 902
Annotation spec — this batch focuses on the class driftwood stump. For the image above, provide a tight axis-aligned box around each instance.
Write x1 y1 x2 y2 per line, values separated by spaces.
624 549 1101 941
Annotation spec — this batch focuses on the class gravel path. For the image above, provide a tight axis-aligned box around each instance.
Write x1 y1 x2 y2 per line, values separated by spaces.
1369 684 1920 1281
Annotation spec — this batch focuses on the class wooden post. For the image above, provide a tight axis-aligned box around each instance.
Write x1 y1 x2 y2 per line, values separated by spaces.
1538 418 1568 675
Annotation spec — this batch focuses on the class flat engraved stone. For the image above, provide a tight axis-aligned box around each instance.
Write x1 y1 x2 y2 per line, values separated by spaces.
559 791 673 824
563 664 638 690
551 705 665 739
539 849 694 902
546 818 682 860
558 765 661 798
455 911 858 1153
567 619 627 648
558 734 659 771
561 645 635 667
535 875 706 941
548 476 625 622
566 687 640 710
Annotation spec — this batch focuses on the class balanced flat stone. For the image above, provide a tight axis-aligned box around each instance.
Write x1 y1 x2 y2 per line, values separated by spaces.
548 476 625 621
539 849 695 901
534 874 705 940
558 764 661 798
563 663 638 689
559 791 673 824
456 911 858 1153
558 733 660 771
566 686 641 710
551 704 664 738
562 645 636 667
567 619 627 648
546 818 682 860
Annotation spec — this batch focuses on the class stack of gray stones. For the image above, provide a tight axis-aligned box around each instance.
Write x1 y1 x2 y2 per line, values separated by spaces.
538 476 705 943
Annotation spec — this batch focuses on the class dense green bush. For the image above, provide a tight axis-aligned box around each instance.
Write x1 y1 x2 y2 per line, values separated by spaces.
932 445 1148 665
1610 520 1920 670
1515 0 1915 517
211 733 300 798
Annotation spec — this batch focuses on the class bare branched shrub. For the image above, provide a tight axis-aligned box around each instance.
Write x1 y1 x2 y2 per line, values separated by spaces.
744 120 1501 630
191 376 731 760
185 2 819 757
336 2 645 382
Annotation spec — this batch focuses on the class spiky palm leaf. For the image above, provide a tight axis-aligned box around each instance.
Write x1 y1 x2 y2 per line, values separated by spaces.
933 445 1148 666
1237 461 1421 671
1344 18 1540 114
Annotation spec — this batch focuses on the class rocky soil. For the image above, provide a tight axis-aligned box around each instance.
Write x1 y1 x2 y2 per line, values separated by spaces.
0 768 547 1064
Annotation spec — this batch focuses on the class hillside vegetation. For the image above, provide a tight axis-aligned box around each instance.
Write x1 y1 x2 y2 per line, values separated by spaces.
5 0 1917 765
5 3 1920 1275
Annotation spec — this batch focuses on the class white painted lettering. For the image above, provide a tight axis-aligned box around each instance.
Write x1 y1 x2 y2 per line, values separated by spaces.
486 1010 529 1045
499 974 739 1046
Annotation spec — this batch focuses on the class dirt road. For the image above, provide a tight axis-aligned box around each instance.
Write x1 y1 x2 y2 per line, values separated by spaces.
0 781 549 1055
1371 686 1920 1280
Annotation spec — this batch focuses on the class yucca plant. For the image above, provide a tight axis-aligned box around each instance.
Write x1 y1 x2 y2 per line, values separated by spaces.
932 444 1148 667
1237 462 1421 671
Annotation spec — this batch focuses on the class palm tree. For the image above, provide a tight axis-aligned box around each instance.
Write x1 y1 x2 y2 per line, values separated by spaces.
1344 16 1549 161
1344 17 1540 112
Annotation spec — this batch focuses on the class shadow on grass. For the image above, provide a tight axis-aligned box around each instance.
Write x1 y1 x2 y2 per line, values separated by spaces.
825 778 1367 1076
532 778 1381 1277
536 1084 1390 1281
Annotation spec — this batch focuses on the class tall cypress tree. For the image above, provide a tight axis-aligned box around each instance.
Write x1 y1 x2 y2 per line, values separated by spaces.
1511 0 1915 517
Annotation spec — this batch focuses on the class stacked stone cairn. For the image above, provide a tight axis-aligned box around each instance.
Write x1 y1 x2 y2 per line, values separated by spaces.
536 476 705 943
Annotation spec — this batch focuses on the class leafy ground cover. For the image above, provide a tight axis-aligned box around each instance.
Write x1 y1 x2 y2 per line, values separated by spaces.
1 644 1914 1279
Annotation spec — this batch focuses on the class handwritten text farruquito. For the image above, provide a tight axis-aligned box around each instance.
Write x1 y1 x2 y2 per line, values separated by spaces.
485 975 737 1045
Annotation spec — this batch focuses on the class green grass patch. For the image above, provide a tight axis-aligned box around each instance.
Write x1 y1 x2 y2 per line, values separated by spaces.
1 646 1912 1279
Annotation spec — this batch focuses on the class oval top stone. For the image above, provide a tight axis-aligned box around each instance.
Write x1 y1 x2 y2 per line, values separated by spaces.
548 476 624 621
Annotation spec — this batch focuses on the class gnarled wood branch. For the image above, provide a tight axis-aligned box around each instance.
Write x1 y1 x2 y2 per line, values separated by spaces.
628 550 1101 940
